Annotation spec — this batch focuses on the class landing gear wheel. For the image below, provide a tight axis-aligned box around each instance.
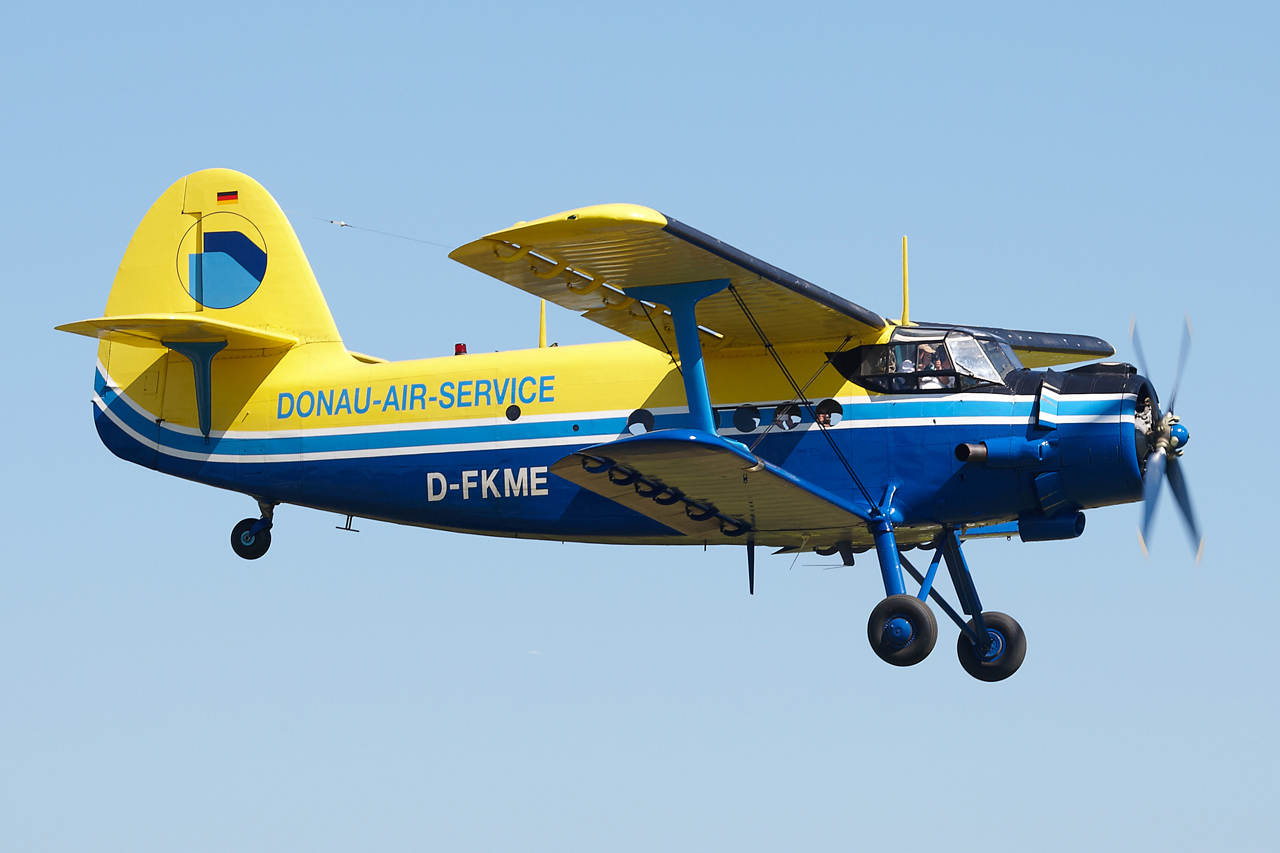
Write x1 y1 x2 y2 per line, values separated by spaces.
956 611 1026 682
867 594 938 666
231 518 271 560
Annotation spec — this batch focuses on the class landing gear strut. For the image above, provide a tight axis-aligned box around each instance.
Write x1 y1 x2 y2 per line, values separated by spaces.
231 501 275 560
867 520 1027 681
865 518 938 665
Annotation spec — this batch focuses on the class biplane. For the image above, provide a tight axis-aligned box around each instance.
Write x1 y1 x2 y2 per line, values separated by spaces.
59 169 1201 681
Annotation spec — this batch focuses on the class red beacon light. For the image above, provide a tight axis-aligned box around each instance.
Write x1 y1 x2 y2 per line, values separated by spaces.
454 343 467 355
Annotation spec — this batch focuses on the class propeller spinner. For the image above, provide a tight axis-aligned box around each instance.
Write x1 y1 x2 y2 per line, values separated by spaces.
1130 315 1204 561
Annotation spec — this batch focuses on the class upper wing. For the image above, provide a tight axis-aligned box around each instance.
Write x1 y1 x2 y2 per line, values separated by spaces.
898 322 1116 368
449 204 885 353
980 326 1115 368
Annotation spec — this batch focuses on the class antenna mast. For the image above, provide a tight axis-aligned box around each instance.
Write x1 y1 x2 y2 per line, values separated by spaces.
900 236 910 326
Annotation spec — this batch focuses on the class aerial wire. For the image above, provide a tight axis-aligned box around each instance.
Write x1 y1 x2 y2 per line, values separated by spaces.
283 209 457 249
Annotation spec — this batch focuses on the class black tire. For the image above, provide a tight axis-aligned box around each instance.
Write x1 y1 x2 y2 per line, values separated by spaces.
231 517 271 560
867 594 938 667
956 611 1026 682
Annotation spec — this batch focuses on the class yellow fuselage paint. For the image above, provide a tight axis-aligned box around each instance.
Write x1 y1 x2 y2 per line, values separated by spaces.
100 335 878 438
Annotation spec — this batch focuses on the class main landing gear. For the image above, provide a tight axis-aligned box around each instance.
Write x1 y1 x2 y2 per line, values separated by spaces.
955 612 1026 682
230 501 276 560
867 594 937 666
865 520 1027 682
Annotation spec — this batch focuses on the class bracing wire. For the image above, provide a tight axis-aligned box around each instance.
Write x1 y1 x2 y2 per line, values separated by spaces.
748 337 851 452
641 303 683 377
727 284 878 511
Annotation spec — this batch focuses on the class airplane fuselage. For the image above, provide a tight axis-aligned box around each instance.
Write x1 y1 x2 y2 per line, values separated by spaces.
63 168 1201 681
91 335 1146 548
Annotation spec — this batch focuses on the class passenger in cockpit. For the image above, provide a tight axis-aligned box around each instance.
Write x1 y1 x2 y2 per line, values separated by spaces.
891 352 910 390
919 345 942 389
931 348 956 389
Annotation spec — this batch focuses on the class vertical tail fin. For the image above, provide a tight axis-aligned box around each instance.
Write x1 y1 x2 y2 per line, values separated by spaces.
95 168 342 343
59 170 345 453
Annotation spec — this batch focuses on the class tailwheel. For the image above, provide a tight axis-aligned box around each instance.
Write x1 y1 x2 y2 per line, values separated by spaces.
956 612 1026 682
231 517 272 560
867 594 938 666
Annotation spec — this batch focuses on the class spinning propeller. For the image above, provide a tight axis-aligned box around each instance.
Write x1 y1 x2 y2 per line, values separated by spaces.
1129 315 1204 562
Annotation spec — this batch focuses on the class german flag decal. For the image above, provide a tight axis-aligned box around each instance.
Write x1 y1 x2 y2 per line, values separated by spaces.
217 191 239 205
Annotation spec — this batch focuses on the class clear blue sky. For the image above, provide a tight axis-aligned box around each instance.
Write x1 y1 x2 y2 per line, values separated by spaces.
4 2 1277 850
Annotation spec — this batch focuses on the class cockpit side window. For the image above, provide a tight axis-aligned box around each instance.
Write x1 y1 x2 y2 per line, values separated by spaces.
830 333 1010 394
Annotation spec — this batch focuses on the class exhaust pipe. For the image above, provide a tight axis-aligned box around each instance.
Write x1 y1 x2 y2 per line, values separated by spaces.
955 439 1056 468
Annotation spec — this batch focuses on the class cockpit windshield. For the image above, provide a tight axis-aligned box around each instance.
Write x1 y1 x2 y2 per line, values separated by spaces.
945 332 1002 383
977 338 1022 381
832 332 1021 394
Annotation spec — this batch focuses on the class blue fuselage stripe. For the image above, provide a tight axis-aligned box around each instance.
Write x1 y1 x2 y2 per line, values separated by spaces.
92 366 1142 539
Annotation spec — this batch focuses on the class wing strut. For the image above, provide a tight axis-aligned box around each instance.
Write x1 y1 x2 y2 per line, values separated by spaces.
621 279 730 433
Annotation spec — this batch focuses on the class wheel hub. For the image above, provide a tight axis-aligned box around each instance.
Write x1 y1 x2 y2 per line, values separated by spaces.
978 628 1006 662
884 617 914 647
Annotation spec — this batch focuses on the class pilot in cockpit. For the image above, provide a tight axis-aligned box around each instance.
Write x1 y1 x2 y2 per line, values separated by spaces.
918 345 956 390
929 347 956 389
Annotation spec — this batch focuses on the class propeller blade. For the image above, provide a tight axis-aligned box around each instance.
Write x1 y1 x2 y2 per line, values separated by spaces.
1141 448 1167 551
1165 453 1203 562
1167 314 1193 414
1129 315 1153 391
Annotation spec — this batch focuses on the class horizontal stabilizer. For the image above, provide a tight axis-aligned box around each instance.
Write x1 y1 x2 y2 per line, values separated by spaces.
550 429 873 544
57 313 298 352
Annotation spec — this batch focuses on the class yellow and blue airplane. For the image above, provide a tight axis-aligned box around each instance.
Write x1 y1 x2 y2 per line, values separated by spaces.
59 169 1201 681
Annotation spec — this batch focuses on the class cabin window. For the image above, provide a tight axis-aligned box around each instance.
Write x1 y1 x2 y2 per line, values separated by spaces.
732 405 762 433
773 404 802 431
830 333 1010 393
815 399 843 425
626 408 655 435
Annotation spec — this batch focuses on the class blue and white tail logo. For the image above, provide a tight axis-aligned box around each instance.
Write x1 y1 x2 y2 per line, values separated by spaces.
176 212 268 309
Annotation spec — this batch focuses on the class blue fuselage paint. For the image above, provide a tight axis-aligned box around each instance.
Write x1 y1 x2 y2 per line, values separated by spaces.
90 364 1147 544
